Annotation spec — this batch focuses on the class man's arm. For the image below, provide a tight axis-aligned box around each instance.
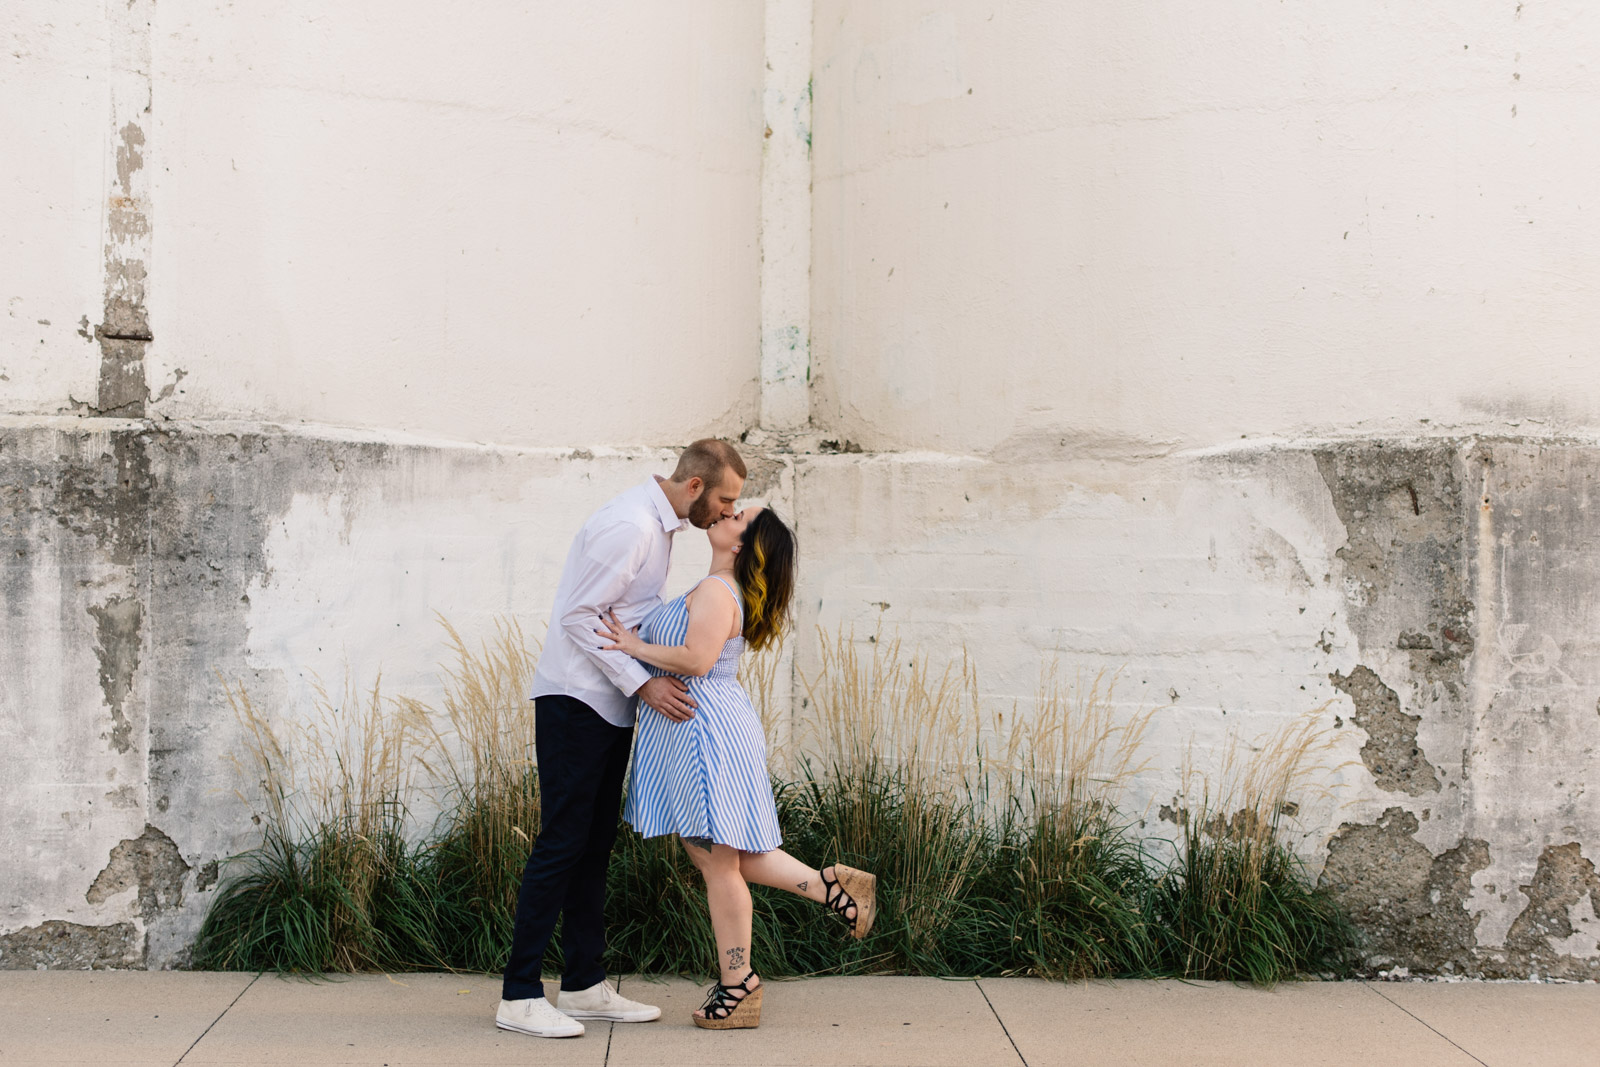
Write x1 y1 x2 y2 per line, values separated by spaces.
557 520 656 697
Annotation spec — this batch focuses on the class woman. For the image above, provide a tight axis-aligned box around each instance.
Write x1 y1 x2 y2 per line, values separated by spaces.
598 506 877 1030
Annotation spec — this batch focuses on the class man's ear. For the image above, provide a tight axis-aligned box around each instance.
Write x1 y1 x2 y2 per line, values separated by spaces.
685 475 704 498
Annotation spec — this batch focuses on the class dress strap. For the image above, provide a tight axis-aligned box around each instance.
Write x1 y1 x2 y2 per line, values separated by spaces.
698 574 744 627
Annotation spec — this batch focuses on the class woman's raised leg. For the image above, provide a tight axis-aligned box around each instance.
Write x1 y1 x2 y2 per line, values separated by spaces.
738 849 864 927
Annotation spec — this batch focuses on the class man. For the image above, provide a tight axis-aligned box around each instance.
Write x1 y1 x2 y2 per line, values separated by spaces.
496 438 747 1039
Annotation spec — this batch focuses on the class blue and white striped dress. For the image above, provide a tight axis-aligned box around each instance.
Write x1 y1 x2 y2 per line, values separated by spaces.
623 575 782 853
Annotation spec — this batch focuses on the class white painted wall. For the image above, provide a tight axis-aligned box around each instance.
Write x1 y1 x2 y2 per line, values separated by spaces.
243 444 728 737
0 3 107 410
812 2 1600 454
792 449 1370 852
123 1 760 444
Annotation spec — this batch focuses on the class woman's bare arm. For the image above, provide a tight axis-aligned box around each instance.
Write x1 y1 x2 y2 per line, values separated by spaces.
598 580 739 677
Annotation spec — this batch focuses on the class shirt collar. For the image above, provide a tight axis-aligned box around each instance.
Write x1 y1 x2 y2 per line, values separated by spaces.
646 476 689 533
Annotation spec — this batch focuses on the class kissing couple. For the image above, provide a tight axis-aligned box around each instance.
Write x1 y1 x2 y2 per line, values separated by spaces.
495 438 878 1036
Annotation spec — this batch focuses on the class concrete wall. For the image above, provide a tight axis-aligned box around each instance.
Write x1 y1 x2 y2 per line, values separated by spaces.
2 4 110 411
0 423 738 966
4 1 764 443
798 1 1600 977
6 1 1600 978
796 440 1600 978
811 2 1600 453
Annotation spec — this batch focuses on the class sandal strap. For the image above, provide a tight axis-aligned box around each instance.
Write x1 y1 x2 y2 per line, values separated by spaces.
821 867 857 930
700 969 758 1020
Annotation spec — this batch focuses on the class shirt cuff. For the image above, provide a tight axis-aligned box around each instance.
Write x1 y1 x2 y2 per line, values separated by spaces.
617 660 653 697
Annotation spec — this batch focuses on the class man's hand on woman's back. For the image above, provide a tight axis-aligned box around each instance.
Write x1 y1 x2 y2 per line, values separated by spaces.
638 676 696 722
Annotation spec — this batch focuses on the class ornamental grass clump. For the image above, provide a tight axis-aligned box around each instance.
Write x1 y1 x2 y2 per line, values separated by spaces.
994 666 1159 978
193 677 426 972
796 633 990 971
395 617 543 972
195 617 1359 981
1151 712 1359 984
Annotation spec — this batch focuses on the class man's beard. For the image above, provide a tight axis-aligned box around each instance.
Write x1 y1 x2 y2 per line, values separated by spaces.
688 492 720 530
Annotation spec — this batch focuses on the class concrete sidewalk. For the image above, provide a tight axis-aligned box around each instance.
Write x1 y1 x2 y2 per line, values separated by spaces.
1 972 1594 1067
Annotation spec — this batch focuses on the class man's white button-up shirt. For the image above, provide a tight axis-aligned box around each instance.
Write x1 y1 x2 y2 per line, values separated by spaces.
529 476 688 726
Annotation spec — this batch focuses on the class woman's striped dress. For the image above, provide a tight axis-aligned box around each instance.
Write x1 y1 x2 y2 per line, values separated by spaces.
623 575 782 853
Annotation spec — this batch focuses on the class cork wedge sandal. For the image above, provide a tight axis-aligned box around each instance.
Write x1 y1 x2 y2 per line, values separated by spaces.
822 864 877 939
692 970 763 1030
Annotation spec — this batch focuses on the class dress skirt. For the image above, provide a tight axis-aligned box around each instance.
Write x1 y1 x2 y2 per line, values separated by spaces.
623 581 782 853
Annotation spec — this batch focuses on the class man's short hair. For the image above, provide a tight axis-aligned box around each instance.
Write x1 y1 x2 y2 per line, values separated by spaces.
670 438 747 488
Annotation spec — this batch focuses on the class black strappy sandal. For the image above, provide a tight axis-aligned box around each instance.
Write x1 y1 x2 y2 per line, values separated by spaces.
821 864 878 939
692 969 763 1030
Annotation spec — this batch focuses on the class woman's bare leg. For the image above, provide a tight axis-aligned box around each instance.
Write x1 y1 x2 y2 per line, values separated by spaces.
737 848 857 923
682 839 761 1014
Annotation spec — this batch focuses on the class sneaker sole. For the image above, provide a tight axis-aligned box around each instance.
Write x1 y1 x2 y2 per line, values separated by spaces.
560 1008 661 1022
496 1018 585 1039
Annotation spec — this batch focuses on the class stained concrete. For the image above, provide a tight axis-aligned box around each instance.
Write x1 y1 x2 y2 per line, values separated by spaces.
7 0 1600 986
5 427 1600 979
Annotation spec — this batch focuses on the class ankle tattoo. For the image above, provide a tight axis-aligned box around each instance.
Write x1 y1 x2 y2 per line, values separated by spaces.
726 945 746 970
797 880 808 891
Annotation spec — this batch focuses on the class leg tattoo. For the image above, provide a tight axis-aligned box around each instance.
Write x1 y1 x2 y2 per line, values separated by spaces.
725 945 746 971
797 880 808 891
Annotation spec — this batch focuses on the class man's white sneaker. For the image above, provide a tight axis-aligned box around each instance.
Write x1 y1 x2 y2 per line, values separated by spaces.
555 980 662 1022
496 996 585 1038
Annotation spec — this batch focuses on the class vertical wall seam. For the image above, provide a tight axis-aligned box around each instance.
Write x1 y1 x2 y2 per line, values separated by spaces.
92 0 155 417
758 0 814 432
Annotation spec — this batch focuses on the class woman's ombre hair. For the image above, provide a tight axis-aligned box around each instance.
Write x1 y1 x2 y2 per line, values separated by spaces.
733 508 796 652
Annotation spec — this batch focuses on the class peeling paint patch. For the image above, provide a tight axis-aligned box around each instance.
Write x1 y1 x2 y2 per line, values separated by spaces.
1330 665 1441 795
88 595 142 754
1496 842 1600 978
85 824 189 920
741 453 783 498
1320 807 1488 973
195 861 219 892
0 921 139 970
1314 444 1474 687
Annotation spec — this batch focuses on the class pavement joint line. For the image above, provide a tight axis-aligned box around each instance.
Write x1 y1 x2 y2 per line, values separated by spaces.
605 976 618 1065
975 979 1029 1067
172 970 261 1067
1363 981 1489 1067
